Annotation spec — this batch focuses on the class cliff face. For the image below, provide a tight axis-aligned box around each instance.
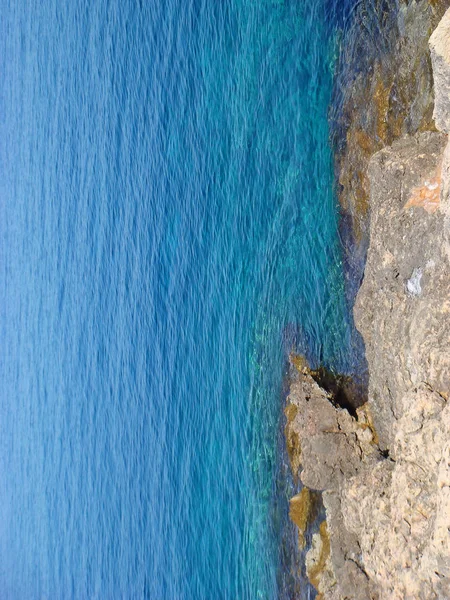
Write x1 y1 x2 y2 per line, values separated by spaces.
354 131 449 450
332 0 450 307
333 0 448 222
286 8 450 599
345 128 450 599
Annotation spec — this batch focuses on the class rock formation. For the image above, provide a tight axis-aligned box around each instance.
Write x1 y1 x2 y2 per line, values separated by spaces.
286 8 450 599
332 0 450 306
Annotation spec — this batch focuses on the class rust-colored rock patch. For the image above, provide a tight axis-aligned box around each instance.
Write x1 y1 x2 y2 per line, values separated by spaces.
405 165 442 212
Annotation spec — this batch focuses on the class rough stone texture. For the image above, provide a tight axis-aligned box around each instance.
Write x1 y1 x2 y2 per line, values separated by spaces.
285 369 381 600
344 119 450 597
354 131 449 450
342 385 450 599
287 133 450 598
286 12 450 598
442 136 450 215
286 372 379 492
430 7 450 218
333 0 449 229
305 521 339 600
331 0 450 310
430 7 450 133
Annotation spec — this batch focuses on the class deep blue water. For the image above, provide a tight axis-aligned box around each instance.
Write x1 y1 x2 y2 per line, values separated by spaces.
1 0 356 598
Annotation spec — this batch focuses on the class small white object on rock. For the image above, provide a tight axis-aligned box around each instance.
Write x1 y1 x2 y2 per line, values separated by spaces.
406 268 423 296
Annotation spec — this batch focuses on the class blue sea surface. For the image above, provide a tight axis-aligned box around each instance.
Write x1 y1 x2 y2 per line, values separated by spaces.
1 0 356 598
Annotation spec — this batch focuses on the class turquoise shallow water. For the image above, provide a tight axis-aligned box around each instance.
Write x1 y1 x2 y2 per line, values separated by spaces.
1 0 356 598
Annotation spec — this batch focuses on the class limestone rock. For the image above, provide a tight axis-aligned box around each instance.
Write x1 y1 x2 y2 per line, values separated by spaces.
430 8 450 133
354 131 449 449
285 9 450 599
332 0 450 296
342 386 450 599
441 135 450 214
430 8 450 220
286 372 378 492
293 130 450 599
346 125 450 597
305 521 339 600
285 369 380 600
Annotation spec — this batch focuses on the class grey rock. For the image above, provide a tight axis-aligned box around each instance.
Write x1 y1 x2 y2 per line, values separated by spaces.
354 131 449 450
286 9 450 599
286 373 379 492
322 490 379 600
430 8 450 133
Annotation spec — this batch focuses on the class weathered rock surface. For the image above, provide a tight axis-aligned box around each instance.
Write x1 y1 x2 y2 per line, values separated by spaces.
286 371 378 493
285 367 381 600
430 7 450 133
286 11 450 599
354 131 449 450
305 521 339 600
287 132 450 599
430 7 450 217
342 384 450 599
332 0 450 307
333 0 450 232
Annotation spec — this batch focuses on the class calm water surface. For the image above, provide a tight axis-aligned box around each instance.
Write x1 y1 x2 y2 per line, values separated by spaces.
1 0 356 597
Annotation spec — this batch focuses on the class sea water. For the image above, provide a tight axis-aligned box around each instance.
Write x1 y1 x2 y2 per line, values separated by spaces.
1 0 356 598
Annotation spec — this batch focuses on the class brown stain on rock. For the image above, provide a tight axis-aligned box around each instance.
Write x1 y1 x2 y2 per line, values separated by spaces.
307 520 332 597
289 488 320 550
334 0 450 248
290 352 309 374
356 403 380 446
373 70 393 142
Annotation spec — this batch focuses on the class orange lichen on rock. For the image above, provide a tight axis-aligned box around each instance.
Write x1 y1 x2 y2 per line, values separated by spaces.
404 165 442 213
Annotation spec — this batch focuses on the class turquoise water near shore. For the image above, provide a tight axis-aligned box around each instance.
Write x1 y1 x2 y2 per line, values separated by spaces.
1 0 356 597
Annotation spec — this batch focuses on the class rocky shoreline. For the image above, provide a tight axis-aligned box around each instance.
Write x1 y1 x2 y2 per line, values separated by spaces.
286 6 450 599
331 0 450 303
